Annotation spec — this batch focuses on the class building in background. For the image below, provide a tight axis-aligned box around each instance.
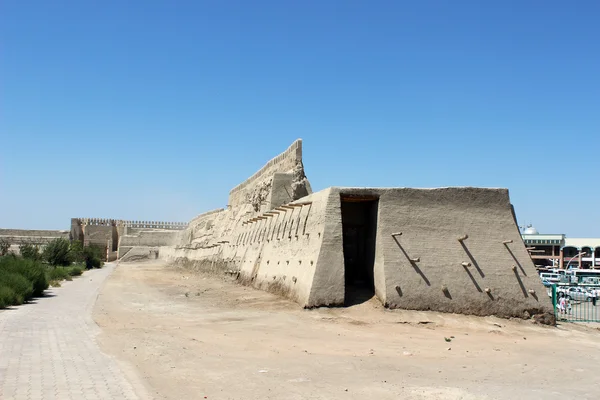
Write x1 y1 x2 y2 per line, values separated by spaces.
521 225 600 270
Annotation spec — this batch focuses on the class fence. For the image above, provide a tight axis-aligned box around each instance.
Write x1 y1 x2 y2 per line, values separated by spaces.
551 283 600 322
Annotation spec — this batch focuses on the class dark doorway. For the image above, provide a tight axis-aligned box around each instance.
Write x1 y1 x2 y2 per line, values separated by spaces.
340 195 378 305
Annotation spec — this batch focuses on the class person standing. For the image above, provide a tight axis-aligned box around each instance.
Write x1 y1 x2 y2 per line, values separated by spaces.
559 295 566 314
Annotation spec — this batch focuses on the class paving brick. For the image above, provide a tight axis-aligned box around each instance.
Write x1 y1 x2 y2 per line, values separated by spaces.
0 264 148 399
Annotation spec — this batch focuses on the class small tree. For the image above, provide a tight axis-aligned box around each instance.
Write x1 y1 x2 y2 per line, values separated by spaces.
69 240 85 263
43 238 72 266
19 242 41 261
83 245 104 269
0 238 10 256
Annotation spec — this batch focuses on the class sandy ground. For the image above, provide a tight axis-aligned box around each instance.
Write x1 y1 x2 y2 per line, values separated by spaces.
93 261 600 400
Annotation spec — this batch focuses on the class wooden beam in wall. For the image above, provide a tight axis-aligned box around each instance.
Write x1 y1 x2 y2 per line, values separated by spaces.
340 195 378 202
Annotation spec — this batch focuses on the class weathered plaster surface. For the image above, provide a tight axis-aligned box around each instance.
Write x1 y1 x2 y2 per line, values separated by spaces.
324 187 553 320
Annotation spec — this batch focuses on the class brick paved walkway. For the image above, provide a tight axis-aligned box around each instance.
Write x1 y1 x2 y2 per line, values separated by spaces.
0 263 148 400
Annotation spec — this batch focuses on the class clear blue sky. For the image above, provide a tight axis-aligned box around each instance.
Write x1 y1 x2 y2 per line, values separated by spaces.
1 1 599 236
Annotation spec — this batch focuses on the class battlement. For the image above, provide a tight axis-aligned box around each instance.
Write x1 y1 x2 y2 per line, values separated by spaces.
228 139 303 208
74 218 116 226
72 218 187 230
121 221 188 230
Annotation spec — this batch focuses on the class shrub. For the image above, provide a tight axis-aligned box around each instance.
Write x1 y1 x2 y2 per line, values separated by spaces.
69 240 85 263
47 267 70 281
43 238 72 266
0 238 10 256
68 266 83 276
0 256 48 297
0 286 16 308
0 272 33 305
19 243 41 261
83 245 104 269
86 257 102 269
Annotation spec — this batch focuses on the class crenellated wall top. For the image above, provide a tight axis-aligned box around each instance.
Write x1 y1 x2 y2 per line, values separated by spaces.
227 139 303 207
122 221 188 230
72 218 188 230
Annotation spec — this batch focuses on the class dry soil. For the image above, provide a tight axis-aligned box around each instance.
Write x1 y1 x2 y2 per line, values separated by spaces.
93 261 600 400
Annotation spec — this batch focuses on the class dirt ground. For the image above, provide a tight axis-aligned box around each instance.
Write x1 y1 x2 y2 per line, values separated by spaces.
93 261 600 400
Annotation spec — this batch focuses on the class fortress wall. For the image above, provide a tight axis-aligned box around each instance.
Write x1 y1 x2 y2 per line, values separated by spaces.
118 246 133 259
157 190 330 306
118 246 160 262
233 190 330 305
121 221 187 230
118 229 181 260
0 229 69 248
370 187 552 319
71 219 84 242
114 137 552 321
305 189 345 306
73 218 187 230
292 187 552 319
119 230 179 247
153 186 553 320
227 139 302 208
0 229 69 239
184 209 228 246
267 173 295 210
124 227 187 236
70 218 186 249
146 207 237 263
83 225 114 246
188 209 226 226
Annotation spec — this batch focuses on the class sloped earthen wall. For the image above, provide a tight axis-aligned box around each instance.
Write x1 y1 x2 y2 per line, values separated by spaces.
310 187 554 321
159 190 331 306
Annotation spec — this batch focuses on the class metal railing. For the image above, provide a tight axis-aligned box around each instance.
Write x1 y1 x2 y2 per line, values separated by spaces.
551 283 600 323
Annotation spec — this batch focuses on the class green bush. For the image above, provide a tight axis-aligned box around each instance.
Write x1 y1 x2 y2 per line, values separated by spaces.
83 245 104 269
43 238 72 266
0 286 16 308
69 240 85 263
0 272 33 305
19 243 41 261
68 266 83 276
0 256 48 297
0 238 10 256
47 267 70 281
86 257 102 269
